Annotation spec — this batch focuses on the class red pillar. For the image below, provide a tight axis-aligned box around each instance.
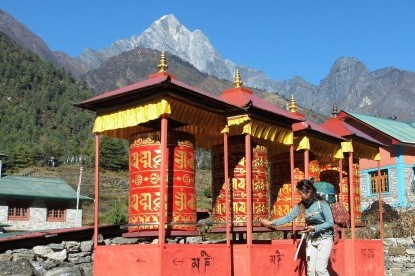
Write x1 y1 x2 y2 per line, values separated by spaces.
349 152 355 239
159 115 168 245
290 144 297 234
377 160 384 240
338 159 343 204
158 116 168 276
224 131 231 245
348 152 356 275
304 149 310 180
93 134 100 249
245 133 252 275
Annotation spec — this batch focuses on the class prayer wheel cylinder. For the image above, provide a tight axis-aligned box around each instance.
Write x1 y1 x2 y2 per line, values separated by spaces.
211 136 269 227
320 163 349 211
128 130 196 232
270 153 321 227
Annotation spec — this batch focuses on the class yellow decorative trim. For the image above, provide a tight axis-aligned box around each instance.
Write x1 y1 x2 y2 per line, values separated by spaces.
374 152 381 161
282 131 293 145
334 148 344 159
296 136 310 151
341 141 353 153
243 123 252 134
221 125 229 134
93 99 171 133
227 115 251 126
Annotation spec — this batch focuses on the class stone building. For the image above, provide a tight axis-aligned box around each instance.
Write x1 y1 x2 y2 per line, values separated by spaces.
0 176 92 231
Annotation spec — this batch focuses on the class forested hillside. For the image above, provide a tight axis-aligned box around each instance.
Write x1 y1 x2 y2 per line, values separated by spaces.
0 32 96 170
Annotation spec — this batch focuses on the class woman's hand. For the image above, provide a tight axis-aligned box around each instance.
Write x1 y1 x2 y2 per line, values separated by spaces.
301 225 315 233
260 219 273 228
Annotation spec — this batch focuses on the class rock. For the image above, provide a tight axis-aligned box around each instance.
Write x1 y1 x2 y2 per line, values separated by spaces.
186 236 203 244
384 238 397 247
30 260 47 276
0 253 12 261
65 242 80 253
79 263 93 276
33 245 53 256
68 255 91 264
80 241 93 252
0 258 34 275
111 237 138 245
396 238 414 247
46 249 67 261
44 266 82 276
49 242 65 251
389 247 407 256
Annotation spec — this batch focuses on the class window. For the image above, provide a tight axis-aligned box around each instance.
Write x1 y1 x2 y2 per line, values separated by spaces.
369 169 389 194
8 205 30 221
47 206 66 222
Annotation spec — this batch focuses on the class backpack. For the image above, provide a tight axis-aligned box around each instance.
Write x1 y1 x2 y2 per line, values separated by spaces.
330 201 350 228
315 199 351 243
314 181 336 204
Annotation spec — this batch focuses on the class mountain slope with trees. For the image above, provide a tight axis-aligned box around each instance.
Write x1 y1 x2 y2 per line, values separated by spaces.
0 31 96 170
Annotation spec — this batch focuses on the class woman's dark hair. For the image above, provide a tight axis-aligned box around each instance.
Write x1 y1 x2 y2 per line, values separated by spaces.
296 179 324 203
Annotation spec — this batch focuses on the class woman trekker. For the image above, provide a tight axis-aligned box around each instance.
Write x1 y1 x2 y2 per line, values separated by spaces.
260 179 334 276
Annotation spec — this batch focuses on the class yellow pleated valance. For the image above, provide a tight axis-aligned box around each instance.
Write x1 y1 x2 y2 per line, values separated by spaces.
341 140 380 160
295 136 343 159
226 115 293 145
92 98 228 148
341 141 353 153
296 136 310 151
93 99 171 134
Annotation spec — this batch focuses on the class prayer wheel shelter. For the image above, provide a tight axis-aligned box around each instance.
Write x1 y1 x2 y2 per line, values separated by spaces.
75 53 385 275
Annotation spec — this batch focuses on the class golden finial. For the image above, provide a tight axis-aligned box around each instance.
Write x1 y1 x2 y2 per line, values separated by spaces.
332 104 339 117
233 69 243 88
288 95 297 113
158 51 168 72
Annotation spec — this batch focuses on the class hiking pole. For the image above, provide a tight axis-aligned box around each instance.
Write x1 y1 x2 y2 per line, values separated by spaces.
294 232 306 260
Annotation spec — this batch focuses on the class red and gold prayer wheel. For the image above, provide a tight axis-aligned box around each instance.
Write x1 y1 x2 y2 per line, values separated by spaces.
128 130 196 232
211 136 269 227
320 163 349 210
270 153 322 227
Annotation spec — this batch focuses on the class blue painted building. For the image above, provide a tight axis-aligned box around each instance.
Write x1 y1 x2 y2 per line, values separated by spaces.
337 111 415 210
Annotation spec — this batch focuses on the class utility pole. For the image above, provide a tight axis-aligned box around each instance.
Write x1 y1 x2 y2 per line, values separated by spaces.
75 166 83 227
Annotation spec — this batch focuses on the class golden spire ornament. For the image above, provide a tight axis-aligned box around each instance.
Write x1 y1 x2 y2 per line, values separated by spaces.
288 95 297 113
158 51 168 72
233 69 243 88
332 104 339 117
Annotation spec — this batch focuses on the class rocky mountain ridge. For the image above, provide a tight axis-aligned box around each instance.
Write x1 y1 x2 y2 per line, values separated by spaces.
0 10 85 78
2 9 415 120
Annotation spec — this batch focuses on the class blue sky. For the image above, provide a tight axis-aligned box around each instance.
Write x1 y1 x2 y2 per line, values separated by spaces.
1 0 415 84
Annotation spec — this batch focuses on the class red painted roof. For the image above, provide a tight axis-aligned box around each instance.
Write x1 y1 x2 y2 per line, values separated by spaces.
79 75 168 105
293 119 345 141
322 117 383 145
221 87 303 121
76 74 239 112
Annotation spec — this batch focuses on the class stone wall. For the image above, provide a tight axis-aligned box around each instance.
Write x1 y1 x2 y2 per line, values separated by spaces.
0 240 94 276
384 236 415 276
359 167 398 210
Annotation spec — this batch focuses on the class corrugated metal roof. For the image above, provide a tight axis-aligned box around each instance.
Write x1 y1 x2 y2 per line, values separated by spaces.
346 112 415 144
0 176 92 201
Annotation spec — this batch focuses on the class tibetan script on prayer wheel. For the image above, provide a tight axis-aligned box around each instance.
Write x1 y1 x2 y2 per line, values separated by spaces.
211 136 269 227
128 130 196 232
270 152 322 227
